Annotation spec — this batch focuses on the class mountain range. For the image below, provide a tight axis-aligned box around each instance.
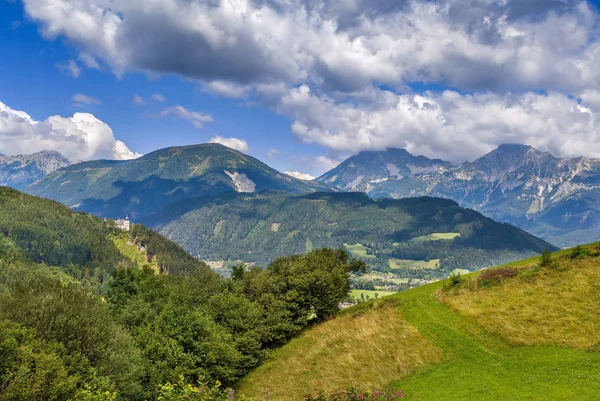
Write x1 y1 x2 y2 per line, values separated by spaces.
0 150 70 189
18 143 557 280
27 143 329 219
317 144 600 247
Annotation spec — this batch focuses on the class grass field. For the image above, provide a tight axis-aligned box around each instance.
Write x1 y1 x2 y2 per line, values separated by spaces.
410 232 460 242
389 258 440 269
448 268 470 276
237 244 600 400
343 243 377 259
349 289 396 301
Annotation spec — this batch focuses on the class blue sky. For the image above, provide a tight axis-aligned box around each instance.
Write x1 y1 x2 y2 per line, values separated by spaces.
0 0 335 176
3 0 600 177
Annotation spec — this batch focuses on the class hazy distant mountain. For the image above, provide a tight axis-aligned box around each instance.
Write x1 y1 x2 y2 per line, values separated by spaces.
0 150 70 189
27 143 331 219
317 144 600 247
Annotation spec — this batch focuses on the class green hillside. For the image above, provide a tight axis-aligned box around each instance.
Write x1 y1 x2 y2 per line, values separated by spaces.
0 186 209 280
156 192 556 281
26 143 330 219
0 186 370 400
237 244 600 400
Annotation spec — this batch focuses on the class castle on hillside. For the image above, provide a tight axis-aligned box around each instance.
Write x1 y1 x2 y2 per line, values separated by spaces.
115 216 131 231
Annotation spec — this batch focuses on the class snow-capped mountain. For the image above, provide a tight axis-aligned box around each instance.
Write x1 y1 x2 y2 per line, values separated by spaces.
0 150 71 189
317 144 600 247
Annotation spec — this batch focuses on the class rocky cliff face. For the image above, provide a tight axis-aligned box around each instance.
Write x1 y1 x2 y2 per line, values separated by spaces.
0 151 70 189
317 144 600 247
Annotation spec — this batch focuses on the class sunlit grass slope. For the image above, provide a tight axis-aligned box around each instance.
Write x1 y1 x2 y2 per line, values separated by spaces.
111 232 160 273
237 244 600 400
236 302 442 400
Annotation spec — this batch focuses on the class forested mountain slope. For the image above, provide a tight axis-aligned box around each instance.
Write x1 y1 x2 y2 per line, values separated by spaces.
0 185 208 279
156 191 556 276
26 143 330 219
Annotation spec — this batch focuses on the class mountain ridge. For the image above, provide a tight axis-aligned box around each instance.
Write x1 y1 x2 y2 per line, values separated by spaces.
26 143 332 219
0 150 70 189
317 144 600 246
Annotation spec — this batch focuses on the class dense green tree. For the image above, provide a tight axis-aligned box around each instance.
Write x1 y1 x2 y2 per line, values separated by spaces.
0 273 144 399
0 320 78 401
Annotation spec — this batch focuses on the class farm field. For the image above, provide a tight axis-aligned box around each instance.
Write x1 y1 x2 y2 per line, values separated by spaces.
410 232 461 242
389 258 440 269
343 243 377 259
448 268 470 276
238 244 600 400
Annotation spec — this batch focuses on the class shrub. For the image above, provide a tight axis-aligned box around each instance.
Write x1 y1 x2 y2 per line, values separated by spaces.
477 268 517 288
570 245 589 259
540 249 553 268
443 272 464 291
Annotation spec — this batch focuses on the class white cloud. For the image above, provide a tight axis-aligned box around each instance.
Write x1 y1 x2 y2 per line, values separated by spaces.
56 59 81 78
314 155 344 171
284 171 316 181
20 0 600 160
152 94 166 102
133 95 145 106
78 53 100 69
21 0 600 94
160 105 212 128
267 148 280 157
281 85 600 161
208 136 250 153
72 93 101 106
0 100 141 161
203 81 249 98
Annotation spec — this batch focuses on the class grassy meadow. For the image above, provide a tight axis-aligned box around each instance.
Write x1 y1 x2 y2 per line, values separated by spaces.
343 243 377 259
237 244 600 400
410 232 461 242
111 232 160 273
388 258 440 269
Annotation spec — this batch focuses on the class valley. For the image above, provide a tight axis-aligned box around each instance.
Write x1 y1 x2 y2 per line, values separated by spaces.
16 144 560 290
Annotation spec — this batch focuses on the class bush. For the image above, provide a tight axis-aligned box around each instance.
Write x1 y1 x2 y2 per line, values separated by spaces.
570 245 589 259
540 249 553 268
477 268 517 288
443 272 464 291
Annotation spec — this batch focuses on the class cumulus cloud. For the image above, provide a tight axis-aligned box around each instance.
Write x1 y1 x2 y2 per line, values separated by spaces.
56 59 81 78
160 105 212 128
152 94 166 102
284 171 316 181
21 0 600 93
133 95 145 106
20 0 600 160
280 85 600 161
208 136 250 153
0 100 141 161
